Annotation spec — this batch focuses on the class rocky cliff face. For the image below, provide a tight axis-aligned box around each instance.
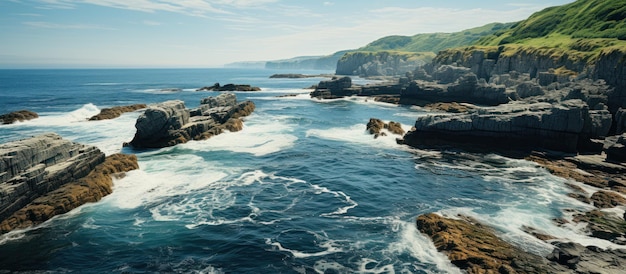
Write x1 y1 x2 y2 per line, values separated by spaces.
336 51 430 77
128 93 255 148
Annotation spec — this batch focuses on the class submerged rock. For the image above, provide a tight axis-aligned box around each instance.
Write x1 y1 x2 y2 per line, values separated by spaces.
0 110 38 124
127 93 255 148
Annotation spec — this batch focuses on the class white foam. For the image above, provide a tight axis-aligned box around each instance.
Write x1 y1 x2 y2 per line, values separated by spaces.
265 231 344 258
305 122 410 150
182 113 297 157
385 218 463 274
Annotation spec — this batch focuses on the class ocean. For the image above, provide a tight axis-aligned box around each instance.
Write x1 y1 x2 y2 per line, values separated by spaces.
0 68 604 273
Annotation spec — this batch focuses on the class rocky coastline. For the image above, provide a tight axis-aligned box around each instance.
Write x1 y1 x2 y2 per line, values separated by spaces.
307 41 626 273
0 133 139 234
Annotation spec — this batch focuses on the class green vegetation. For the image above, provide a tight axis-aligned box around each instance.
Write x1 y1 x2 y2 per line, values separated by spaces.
476 0 626 59
360 22 514 53
339 50 436 62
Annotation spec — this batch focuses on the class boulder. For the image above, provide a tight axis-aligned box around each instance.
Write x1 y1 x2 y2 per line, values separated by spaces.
0 133 108 230
606 134 626 162
127 94 255 148
0 110 38 124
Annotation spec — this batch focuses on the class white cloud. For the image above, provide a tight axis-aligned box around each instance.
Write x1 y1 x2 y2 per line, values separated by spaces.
323 2 334 6
22 21 116 30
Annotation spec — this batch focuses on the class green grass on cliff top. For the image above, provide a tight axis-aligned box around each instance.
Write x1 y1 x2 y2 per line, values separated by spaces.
476 0 626 56
360 22 514 53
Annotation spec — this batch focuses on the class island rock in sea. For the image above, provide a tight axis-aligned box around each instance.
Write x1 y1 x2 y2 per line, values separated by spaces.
0 133 139 233
0 110 39 124
127 93 255 148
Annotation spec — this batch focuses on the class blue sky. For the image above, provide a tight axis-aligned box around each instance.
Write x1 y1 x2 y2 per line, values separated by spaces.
1 0 574 68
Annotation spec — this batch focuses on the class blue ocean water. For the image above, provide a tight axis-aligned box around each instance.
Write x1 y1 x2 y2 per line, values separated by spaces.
0 68 604 273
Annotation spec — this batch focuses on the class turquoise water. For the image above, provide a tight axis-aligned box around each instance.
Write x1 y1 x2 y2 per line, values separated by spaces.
0 69 602 273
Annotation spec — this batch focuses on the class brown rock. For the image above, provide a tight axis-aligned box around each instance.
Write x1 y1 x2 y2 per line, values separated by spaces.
424 102 474 113
416 213 555 273
0 110 38 124
590 190 626 209
0 154 139 234
366 118 385 135
88 104 147 120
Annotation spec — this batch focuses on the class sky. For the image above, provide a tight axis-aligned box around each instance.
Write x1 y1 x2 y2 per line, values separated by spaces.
0 0 575 68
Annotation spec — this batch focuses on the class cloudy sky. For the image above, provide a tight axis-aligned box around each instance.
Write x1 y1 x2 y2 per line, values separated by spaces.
1 0 574 68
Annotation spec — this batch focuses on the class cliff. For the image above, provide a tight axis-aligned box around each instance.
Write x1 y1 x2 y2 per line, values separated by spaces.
265 51 349 70
0 133 139 233
336 51 434 77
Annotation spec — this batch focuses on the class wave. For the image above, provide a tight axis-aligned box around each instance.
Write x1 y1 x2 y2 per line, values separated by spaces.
305 122 411 150
83 82 123 86
182 113 297 157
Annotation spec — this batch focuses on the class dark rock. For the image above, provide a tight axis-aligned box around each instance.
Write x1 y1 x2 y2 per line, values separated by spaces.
573 210 626 243
127 94 255 148
366 118 405 138
196 83 261 92
606 134 626 162
0 110 38 124
403 100 605 153
547 242 626 273
88 104 147 121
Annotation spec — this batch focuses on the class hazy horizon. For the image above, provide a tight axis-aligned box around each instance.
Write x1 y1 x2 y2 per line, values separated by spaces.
1 0 574 69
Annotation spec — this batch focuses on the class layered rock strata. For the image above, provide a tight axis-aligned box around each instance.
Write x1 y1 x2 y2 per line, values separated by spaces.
402 99 611 153
127 93 255 148
88 104 147 121
0 133 138 234
0 133 105 222
0 153 138 233
0 110 38 124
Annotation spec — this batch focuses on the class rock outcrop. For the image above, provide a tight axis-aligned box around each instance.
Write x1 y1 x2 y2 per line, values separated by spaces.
402 99 611 153
0 153 138 233
416 213 559 273
0 133 105 223
0 110 38 124
0 133 138 233
88 104 147 121
127 93 255 148
196 83 261 92
366 118 405 139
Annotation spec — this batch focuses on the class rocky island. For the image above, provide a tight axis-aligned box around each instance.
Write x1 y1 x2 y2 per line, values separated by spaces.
0 110 38 125
126 93 255 148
